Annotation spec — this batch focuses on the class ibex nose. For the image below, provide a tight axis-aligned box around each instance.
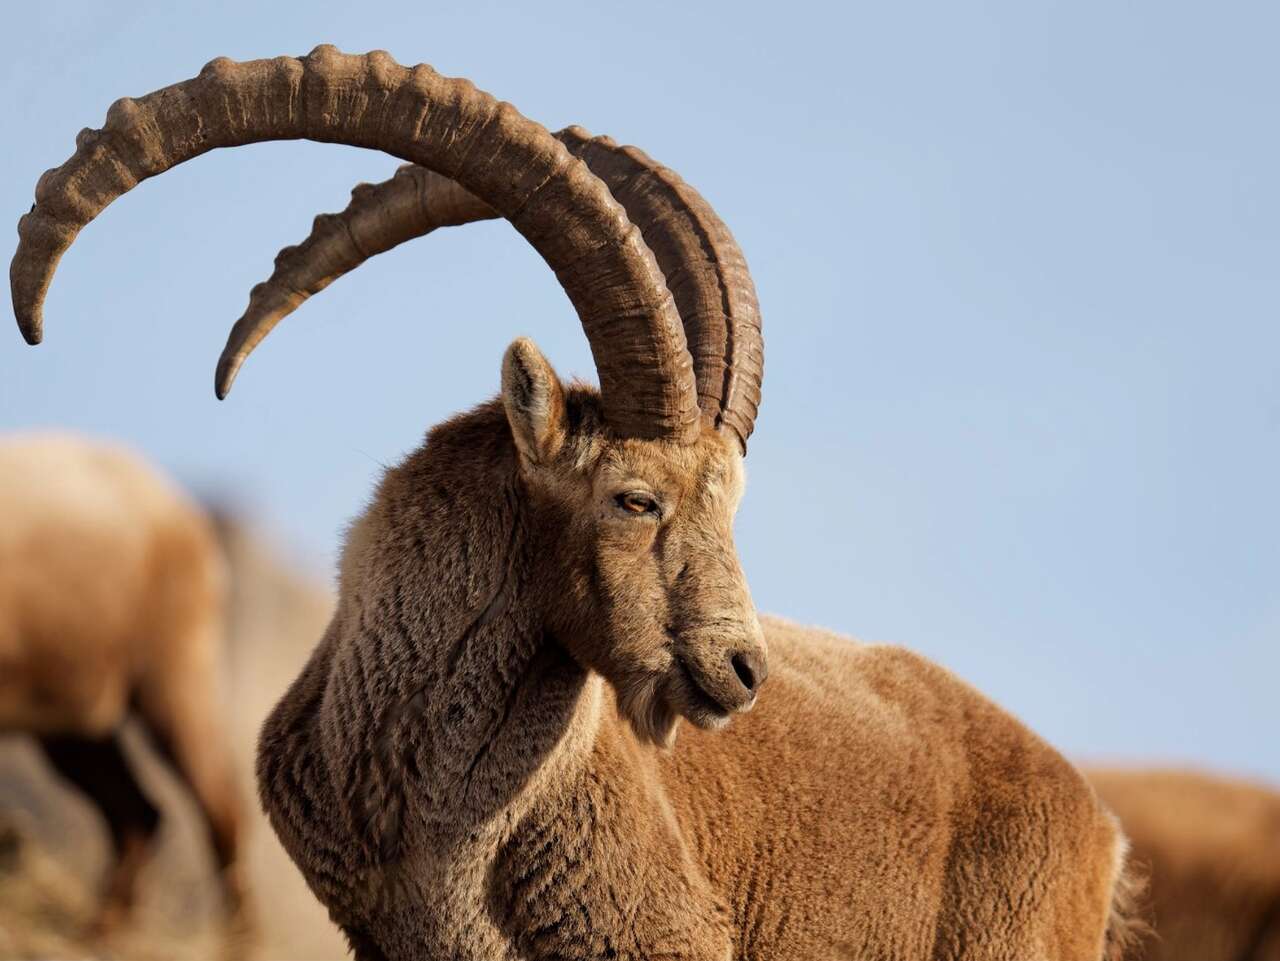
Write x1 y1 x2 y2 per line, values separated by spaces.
728 649 768 699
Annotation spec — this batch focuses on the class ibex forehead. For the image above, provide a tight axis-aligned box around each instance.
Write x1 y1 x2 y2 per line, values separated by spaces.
599 429 744 504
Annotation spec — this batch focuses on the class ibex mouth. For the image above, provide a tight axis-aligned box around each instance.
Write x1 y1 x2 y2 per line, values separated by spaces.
675 655 732 726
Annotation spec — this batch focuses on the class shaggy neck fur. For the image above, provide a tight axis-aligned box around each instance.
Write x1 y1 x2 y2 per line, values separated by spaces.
260 401 613 954
337 400 606 836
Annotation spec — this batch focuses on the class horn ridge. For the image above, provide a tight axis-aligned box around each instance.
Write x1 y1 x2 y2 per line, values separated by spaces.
11 47 699 442
558 128 762 450
208 123 765 449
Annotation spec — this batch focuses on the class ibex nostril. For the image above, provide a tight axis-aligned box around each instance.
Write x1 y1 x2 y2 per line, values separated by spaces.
730 651 762 695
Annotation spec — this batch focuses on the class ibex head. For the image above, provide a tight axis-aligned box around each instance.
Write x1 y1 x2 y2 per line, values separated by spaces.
11 46 767 747
502 337 765 745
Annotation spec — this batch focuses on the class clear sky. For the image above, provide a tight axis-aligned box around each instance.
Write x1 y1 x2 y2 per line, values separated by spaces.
3 1 1276 781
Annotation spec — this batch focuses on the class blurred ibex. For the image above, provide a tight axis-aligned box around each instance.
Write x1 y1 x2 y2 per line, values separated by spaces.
13 47 1142 960
1090 768 1280 961
0 434 246 936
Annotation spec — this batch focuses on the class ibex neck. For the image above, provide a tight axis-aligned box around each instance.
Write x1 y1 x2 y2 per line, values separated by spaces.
326 403 604 854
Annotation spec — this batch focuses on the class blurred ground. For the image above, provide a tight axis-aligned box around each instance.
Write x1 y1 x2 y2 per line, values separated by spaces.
0 516 345 960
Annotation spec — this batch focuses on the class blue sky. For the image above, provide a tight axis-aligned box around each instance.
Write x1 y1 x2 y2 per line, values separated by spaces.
3 1 1276 781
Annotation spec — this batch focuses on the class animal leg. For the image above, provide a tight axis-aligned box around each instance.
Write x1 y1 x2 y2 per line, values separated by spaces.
38 731 161 935
134 683 252 948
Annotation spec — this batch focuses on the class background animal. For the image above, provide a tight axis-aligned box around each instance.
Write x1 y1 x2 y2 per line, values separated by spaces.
12 48 1139 959
1089 768 1280 961
0 508 344 960
0 434 246 943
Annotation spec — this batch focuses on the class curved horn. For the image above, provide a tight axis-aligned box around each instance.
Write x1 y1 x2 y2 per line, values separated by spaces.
559 129 761 451
226 128 763 451
10 47 699 442
236 165 497 357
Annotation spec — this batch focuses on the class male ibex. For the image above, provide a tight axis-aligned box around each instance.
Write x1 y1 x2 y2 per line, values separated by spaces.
12 47 1141 959
0 433 246 936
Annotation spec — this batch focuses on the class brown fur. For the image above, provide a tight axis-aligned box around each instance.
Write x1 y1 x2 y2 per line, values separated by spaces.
257 342 1132 959
0 433 247 938
1090 768 1280 961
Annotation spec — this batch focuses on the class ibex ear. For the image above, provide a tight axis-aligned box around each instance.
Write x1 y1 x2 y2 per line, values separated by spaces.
502 338 567 464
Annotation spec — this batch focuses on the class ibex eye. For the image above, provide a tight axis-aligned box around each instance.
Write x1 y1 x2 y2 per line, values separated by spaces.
617 492 659 515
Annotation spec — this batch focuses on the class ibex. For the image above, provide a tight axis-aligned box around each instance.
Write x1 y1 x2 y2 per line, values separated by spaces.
0 433 246 937
12 47 1141 959
1090 767 1280 961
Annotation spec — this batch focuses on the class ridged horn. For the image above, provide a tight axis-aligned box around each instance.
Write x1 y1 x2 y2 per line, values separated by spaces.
227 128 762 450
10 47 699 442
560 128 762 451
237 166 498 364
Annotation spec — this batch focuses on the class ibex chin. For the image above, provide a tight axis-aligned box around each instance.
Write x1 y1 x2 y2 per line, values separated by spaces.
12 47 1142 960
0 433 246 937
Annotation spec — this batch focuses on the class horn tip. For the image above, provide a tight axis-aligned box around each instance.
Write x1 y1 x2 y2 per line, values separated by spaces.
15 307 43 345
214 354 239 399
